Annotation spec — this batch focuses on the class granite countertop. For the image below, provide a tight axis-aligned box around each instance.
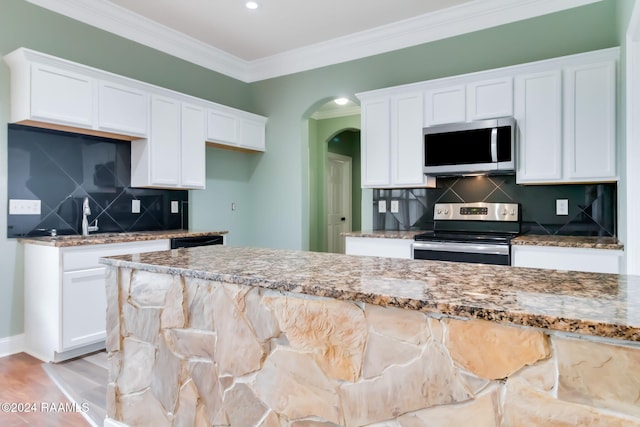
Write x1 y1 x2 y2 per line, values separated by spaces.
18 230 228 247
342 230 423 239
512 235 624 250
101 246 640 342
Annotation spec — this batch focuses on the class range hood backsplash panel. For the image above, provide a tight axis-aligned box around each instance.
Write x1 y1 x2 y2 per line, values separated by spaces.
373 175 616 238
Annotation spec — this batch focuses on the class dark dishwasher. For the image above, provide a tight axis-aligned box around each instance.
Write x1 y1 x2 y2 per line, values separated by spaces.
170 235 224 249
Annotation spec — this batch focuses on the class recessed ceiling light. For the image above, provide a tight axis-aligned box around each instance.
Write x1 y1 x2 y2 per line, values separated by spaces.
246 1 259 9
334 97 349 106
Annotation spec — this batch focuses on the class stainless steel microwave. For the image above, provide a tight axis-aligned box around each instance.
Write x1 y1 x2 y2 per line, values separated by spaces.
423 117 516 176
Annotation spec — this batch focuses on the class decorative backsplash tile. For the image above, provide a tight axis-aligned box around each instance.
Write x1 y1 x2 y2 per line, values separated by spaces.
7 124 188 238
373 175 616 237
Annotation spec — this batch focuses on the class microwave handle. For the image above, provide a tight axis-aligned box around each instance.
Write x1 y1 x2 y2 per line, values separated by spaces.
490 127 498 162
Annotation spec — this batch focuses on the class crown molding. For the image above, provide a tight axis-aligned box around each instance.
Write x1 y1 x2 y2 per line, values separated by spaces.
26 0 600 83
25 0 252 81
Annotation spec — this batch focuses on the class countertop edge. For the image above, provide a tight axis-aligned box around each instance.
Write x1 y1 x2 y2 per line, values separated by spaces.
18 230 228 247
100 249 640 343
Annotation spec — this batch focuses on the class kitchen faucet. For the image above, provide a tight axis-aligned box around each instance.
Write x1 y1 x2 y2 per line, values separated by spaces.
81 197 99 236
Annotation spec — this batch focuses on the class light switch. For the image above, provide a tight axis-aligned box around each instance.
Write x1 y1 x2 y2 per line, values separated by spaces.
132 199 141 214
390 200 399 213
556 199 568 216
9 199 41 215
378 200 387 213
171 201 179 214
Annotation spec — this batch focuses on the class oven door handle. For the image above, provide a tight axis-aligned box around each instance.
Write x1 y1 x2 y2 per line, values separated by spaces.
412 241 509 256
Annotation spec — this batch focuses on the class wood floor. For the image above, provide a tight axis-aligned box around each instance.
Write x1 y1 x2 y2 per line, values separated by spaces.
0 351 108 427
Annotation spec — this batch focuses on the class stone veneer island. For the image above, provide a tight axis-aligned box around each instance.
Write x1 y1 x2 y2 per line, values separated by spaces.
101 246 640 427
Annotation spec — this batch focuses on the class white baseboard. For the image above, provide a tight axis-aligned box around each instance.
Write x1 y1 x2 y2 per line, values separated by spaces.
0 334 24 358
104 418 129 427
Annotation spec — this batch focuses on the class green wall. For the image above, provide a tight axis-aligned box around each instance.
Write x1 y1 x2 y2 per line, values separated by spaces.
0 0 627 341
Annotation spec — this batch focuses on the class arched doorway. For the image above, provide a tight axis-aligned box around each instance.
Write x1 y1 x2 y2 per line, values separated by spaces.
305 98 361 253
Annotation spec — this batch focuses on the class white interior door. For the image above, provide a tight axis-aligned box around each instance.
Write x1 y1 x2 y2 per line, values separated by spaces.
327 153 352 253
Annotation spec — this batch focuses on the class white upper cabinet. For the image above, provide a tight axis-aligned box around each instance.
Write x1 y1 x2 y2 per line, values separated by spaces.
360 96 391 187
207 108 238 145
515 50 618 184
424 77 513 126
239 116 267 151
4 47 267 162
424 85 465 126
98 80 149 137
131 96 206 189
206 106 266 152
150 95 181 187
515 70 563 183
391 91 426 186
467 77 513 121
359 90 432 188
564 61 616 181
181 103 207 189
30 64 95 128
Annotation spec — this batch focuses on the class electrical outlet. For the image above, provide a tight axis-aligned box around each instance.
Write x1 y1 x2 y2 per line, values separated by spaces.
171 201 179 214
132 199 141 214
390 200 399 213
378 200 387 213
556 199 568 216
9 199 41 215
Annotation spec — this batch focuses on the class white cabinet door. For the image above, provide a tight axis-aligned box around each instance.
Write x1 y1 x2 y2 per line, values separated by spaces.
181 103 206 189
149 95 181 187
467 77 513 121
424 85 465 126
345 237 413 259
207 108 238 145
564 61 616 181
391 92 424 186
98 81 149 137
30 64 94 128
512 245 622 274
361 97 391 187
239 117 266 151
515 70 563 183
61 267 107 350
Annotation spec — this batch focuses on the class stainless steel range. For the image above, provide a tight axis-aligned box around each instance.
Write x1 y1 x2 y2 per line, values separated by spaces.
413 202 520 265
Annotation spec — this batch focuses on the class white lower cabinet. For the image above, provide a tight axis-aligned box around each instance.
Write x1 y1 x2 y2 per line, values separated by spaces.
23 240 170 362
62 267 107 350
511 245 622 274
345 237 413 259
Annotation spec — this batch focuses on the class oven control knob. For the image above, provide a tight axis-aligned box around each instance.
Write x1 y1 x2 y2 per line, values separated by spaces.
436 208 442 215
444 209 449 215
500 208 508 216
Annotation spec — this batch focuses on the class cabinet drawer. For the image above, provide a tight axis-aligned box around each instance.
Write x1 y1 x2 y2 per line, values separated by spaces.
63 240 170 271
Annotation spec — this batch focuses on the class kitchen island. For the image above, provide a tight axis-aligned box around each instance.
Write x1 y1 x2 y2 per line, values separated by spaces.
101 246 640 426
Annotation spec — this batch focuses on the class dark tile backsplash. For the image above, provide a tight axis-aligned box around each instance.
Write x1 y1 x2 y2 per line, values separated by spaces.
373 175 616 237
7 124 188 238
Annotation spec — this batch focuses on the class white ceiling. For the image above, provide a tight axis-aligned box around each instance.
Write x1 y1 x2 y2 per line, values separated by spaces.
27 0 600 82
107 0 473 61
